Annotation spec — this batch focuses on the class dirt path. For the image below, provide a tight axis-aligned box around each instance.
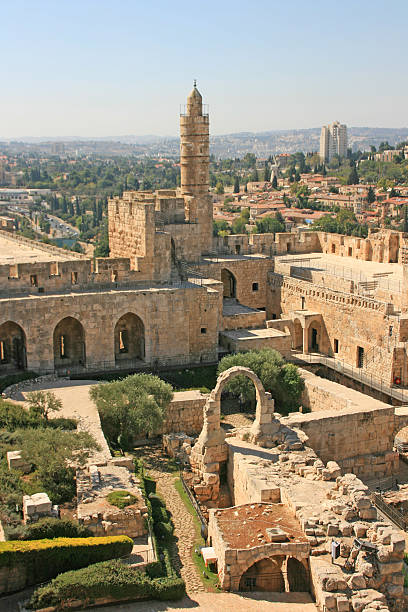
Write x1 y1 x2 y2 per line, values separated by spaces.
134 445 205 594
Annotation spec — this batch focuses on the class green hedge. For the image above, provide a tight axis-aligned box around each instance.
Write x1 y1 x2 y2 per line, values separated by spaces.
27 560 186 609
22 518 93 541
0 536 133 586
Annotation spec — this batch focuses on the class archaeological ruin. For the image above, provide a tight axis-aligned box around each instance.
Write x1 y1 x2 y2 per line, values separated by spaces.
2 85 408 610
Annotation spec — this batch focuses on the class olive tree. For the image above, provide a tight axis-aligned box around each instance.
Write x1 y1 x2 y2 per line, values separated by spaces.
89 374 173 450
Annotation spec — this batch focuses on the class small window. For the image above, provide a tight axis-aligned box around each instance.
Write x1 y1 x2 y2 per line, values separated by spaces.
334 339 339 353
271 313 277 320
30 274 38 287
348 247 352 256
119 330 128 353
301 296 305 309
0 340 7 362
71 271 78 285
235 244 241 254
286 242 291 252
60 335 67 358
252 282 259 292
112 270 118 283
201 327 207 334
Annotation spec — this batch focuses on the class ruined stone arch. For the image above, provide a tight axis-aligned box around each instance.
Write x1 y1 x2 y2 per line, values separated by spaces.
53 316 86 370
292 318 303 350
0 321 27 371
114 312 145 363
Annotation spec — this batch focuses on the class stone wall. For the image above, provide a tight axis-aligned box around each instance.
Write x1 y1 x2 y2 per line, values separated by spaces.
268 273 399 384
194 257 273 310
283 405 399 480
0 283 219 373
162 390 206 435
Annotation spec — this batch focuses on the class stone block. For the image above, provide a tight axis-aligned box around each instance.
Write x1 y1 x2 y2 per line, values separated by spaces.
336 596 350 612
353 523 367 538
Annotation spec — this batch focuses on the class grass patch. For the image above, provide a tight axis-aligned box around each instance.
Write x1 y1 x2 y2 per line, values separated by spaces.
107 490 137 509
174 477 220 591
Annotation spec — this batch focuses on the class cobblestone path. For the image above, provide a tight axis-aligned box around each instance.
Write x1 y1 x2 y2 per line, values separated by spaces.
134 445 206 594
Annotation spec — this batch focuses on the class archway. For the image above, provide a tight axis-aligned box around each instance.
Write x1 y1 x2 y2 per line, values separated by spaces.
221 268 236 298
0 321 26 372
292 318 303 350
114 313 145 363
239 556 285 592
287 557 309 592
53 317 85 370
307 320 322 352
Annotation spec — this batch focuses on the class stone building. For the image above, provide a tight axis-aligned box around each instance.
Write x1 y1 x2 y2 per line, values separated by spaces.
1 86 408 391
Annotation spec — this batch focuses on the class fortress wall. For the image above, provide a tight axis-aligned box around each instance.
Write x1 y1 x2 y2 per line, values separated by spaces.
0 283 219 372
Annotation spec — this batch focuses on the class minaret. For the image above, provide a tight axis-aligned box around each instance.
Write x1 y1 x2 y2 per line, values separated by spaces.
180 82 212 253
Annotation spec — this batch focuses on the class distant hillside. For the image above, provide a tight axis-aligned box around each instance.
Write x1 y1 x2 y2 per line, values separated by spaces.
2 127 408 159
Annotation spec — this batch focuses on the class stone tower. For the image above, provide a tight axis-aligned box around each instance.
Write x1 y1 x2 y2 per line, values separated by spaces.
180 82 212 253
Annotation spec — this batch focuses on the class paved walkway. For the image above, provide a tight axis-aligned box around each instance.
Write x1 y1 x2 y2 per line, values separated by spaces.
134 445 206 594
13 378 111 465
90 592 317 611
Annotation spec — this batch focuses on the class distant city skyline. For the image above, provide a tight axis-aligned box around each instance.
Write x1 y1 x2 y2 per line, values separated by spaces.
2 0 408 138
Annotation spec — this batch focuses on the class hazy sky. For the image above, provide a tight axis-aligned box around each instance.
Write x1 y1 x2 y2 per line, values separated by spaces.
2 0 407 138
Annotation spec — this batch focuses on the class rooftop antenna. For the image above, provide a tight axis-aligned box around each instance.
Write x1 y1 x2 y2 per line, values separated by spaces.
194 79 197 87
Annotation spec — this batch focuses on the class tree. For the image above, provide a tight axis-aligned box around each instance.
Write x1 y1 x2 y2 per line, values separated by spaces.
255 215 285 234
264 162 270 182
90 374 173 450
271 175 278 189
27 391 62 421
213 219 229 236
366 186 376 204
233 176 240 193
217 348 304 414
347 162 359 185
215 181 224 195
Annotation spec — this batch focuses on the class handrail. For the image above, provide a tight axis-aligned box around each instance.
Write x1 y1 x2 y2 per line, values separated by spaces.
371 491 408 531
179 471 208 531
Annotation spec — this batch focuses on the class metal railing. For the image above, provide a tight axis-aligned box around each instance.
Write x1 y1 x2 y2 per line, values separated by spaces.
371 492 408 531
179 471 208 533
289 351 408 403
276 256 403 294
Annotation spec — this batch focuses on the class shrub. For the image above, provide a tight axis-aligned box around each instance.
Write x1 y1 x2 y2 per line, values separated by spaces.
22 518 93 541
107 490 137 509
155 521 174 539
27 559 185 609
0 536 133 588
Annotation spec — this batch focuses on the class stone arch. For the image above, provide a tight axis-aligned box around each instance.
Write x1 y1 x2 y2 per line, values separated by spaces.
306 317 322 353
53 316 86 370
114 312 145 363
286 556 310 592
0 321 27 372
238 555 285 592
221 268 236 298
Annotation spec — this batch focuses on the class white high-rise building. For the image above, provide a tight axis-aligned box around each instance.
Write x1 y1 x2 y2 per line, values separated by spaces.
320 121 348 162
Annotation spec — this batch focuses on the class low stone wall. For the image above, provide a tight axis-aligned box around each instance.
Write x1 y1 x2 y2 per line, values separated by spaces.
162 390 206 435
222 310 266 331
283 404 399 480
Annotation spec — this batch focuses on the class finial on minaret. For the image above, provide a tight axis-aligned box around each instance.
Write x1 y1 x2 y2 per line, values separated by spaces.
193 79 197 87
